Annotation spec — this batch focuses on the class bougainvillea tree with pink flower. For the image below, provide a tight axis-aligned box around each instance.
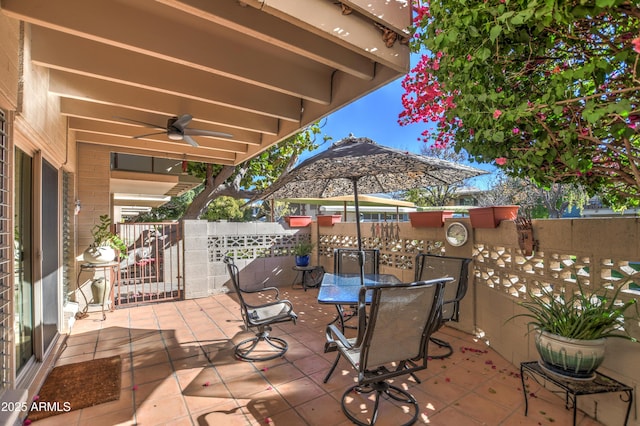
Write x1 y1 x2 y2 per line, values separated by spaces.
400 0 640 208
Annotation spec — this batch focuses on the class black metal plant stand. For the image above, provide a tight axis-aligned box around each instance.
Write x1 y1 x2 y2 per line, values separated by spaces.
520 361 633 426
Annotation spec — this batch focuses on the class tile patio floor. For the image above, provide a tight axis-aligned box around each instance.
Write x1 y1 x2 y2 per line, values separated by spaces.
30 287 605 426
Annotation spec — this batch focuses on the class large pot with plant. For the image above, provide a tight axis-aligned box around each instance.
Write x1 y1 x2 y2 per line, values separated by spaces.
511 278 638 379
293 241 313 267
83 215 127 264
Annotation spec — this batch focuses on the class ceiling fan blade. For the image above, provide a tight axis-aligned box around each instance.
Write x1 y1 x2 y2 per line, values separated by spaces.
183 134 199 148
184 129 234 138
172 114 193 131
134 131 167 139
114 116 164 129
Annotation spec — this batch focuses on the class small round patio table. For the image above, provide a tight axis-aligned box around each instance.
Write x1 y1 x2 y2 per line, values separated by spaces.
291 265 318 291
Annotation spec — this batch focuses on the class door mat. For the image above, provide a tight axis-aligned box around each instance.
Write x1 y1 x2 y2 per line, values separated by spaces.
28 355 122 421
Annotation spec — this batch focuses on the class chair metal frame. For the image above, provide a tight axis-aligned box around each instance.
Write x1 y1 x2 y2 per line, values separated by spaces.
414 253 472 360
323 279 449 426
223 256 297 361
333 248 380 327
333 248 380 275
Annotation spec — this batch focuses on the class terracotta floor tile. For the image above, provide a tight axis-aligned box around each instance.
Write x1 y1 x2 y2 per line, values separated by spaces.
242 388 293 419
41 290 615 426
132 362 174 385
295 394 349 426
261 363 305 387
427 405 486 425
454 391 514 424
276 376 326 407
135 394 190 424
224 373 273 399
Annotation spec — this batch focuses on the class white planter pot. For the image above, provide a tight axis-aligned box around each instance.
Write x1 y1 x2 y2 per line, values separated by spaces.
83 246 116 264
535 330 606 379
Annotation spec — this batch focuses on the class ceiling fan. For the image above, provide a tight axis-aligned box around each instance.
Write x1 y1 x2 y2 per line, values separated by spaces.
117 114 233 148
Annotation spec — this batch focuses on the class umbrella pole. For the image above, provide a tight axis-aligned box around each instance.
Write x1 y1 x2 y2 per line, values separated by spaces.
352 178 363 251
351 178 365 286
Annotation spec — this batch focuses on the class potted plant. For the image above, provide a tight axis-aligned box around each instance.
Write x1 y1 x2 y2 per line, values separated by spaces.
510 278 639 379
83 215 127 264
293 241 314 267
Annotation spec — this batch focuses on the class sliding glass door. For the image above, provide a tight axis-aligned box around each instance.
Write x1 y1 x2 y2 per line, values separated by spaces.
41 159 59 350
14 148 33 374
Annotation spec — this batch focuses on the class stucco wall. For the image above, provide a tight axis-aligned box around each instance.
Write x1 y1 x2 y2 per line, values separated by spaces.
183 220 312 298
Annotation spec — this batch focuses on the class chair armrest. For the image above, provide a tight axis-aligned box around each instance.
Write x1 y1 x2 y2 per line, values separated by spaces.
325 324 353 352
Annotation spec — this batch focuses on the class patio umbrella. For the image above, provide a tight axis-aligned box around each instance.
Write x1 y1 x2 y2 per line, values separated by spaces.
256 135 488 251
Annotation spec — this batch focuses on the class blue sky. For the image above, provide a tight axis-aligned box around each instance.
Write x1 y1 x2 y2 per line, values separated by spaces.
304 76 497 190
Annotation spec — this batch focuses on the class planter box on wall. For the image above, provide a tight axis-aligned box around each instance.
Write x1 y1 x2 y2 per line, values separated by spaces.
285 216 312 228
409 211 454 227
469 206 519 228
317 215 342 226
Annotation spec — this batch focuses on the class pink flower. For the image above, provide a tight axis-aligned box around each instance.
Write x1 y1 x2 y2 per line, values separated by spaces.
495 157 507 166
633 37 640 54
466 54 472 61
493 109 502 119
512 128 520 134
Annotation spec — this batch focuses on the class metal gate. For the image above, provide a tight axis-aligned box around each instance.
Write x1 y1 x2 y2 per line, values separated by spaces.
115 222 183 306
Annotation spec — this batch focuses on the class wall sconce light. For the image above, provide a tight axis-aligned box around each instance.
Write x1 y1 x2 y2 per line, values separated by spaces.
74 200 81 215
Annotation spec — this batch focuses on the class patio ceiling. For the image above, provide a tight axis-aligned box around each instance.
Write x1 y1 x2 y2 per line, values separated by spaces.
2 0 411 166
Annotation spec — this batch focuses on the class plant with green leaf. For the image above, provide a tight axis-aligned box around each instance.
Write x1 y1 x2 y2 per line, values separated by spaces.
511 277 639 341
293 241 314 256
181 123 327 220
90 215 127 256
401 0 640 209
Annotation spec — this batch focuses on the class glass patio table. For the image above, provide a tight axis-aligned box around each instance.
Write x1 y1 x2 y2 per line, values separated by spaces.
317 273 402 330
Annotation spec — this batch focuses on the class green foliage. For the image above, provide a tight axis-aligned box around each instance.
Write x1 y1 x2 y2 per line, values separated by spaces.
90 215 127 255
404 0 640 209
247 123 327 192
510 278 639 341
134 189 197 222
202 196 248 221
293 241 314 256
184 123 326 219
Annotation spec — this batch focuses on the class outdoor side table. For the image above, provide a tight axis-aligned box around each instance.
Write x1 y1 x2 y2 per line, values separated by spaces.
291 265 318 291
520 361 633 426
76 262 121 320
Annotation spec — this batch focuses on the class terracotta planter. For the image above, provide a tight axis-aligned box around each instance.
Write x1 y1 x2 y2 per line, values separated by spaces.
409 211 454 227
285 216 312 228
469 205 519 228
317 215 342 226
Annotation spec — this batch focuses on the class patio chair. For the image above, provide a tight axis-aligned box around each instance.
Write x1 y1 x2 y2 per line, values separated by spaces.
333 248 380 327
333 248 380 275
223 256 297 361
415 253 472 359
323 279 448 426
